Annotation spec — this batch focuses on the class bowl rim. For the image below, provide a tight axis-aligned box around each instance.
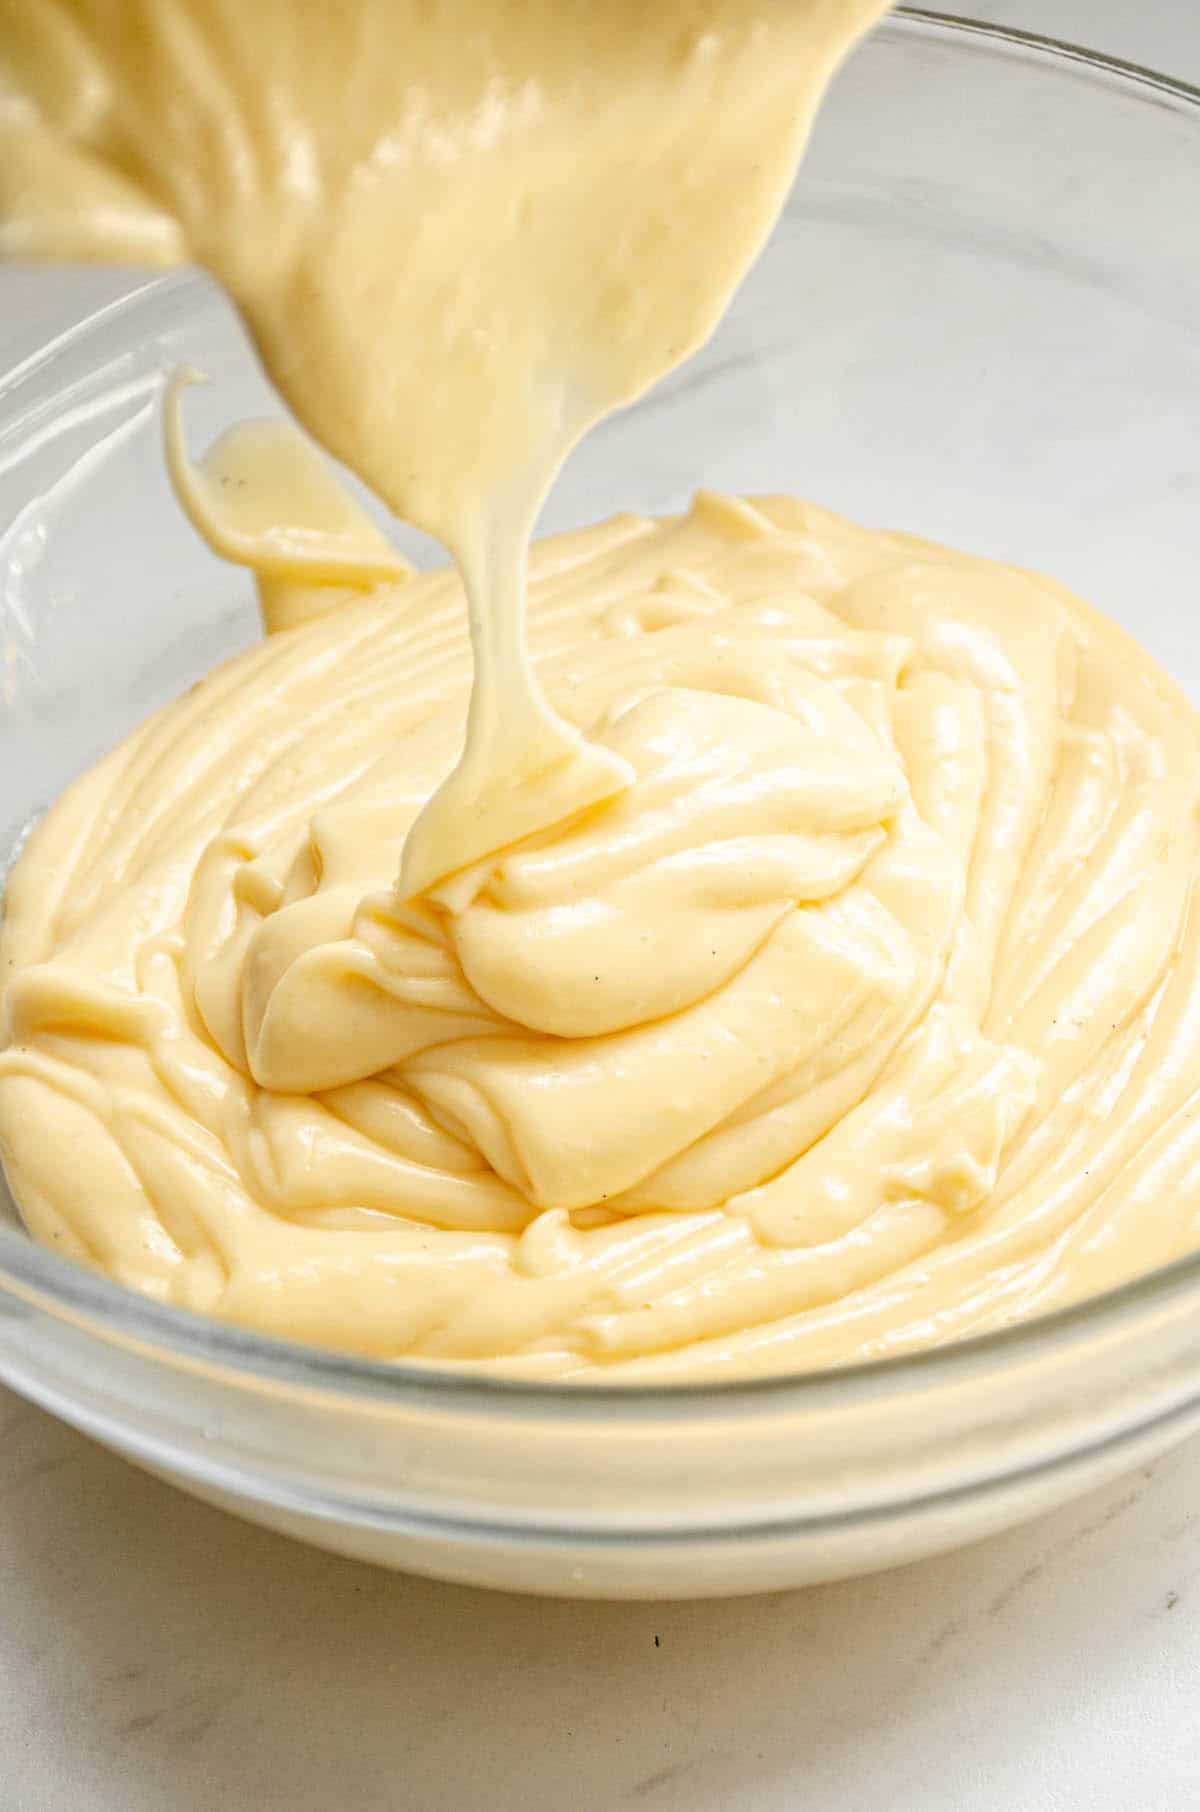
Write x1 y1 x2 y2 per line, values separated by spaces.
3 6 1200 1416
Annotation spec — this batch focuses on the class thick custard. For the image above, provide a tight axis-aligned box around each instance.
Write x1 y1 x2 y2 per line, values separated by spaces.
4 2 1200 1379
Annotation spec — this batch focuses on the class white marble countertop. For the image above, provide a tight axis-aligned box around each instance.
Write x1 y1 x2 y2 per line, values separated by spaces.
3 5 1199 1808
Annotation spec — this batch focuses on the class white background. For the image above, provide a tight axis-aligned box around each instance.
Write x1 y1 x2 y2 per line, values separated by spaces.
2 6 1199 1809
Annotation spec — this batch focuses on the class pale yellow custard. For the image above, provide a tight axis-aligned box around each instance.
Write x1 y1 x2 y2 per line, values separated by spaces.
4 480 1200 1377
0 0 888 892
4 2 1200 1381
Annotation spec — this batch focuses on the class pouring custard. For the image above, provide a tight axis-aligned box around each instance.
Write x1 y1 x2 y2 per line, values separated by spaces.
3 2 1200 1379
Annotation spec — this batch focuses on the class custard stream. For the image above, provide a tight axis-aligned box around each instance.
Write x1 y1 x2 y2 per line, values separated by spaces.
3 3 1200 1378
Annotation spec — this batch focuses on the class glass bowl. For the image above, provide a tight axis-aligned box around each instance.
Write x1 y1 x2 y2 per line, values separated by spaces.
3 11 1200 1600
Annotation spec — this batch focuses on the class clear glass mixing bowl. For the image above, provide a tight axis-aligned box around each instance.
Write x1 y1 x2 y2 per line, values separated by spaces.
2 11 1200 1599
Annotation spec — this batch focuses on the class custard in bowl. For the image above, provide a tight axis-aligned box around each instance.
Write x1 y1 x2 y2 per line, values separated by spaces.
1 13 1200 1595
